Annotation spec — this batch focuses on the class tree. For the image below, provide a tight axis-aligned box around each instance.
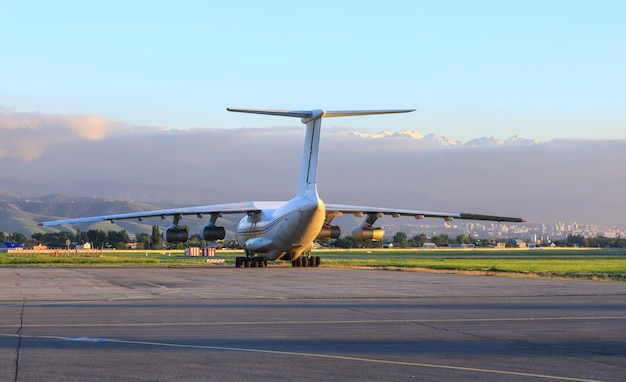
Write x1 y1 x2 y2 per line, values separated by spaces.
34 231 73 248
431 234 450 246
392 232 408 247
566 234 586 247
135 233 151 250
456 234 471 245
108 230 130 248
187 233 204 246
87 229 107 249
75 228 88 244
333 236 357 248
409 233 428 247
475 238 492 247
9 232 28 245
150 225 162 249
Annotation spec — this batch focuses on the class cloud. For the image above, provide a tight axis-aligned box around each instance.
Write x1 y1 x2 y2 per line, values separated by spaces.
1 108 625 226
61 114 119 140
0 108 122 161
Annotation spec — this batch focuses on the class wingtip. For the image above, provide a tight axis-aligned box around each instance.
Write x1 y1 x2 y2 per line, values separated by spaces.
459 213 525 223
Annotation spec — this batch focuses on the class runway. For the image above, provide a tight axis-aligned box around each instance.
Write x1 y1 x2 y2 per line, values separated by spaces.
1 267 625 381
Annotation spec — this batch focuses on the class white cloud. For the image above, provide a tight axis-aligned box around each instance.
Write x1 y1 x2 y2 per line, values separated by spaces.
0 109 123 161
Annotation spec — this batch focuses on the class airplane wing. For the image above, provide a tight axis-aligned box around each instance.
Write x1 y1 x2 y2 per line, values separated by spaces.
39 201 286 227
324 204 525 223
40 200 525 227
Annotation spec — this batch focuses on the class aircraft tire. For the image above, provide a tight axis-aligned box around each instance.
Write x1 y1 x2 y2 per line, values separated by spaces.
253 257 265 268
235 257 242 268
243 258 251 268
315 256 321 267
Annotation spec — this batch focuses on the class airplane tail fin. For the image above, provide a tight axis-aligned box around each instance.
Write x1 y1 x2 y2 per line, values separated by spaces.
227 108 414 198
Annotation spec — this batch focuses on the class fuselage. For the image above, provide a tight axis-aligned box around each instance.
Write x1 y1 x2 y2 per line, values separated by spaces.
236 195 326 260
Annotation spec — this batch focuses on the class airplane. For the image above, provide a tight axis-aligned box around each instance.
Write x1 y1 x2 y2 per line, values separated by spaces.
40 108 524 267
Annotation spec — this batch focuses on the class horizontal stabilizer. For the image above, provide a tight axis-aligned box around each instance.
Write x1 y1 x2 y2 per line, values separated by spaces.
227 108 415 121
227 108 315 118
323 109 415 118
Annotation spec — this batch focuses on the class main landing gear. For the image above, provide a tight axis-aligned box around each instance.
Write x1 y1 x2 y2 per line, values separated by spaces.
234 252 322 268
291 256 321 268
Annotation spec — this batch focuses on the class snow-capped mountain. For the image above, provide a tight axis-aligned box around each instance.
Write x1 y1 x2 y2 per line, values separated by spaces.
503 134 543 146
354 130 542 147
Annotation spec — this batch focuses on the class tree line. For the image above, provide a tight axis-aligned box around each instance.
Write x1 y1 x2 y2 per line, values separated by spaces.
2 229 624 250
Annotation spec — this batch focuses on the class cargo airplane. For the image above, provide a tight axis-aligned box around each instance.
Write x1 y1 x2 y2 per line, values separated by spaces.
41 108 524 267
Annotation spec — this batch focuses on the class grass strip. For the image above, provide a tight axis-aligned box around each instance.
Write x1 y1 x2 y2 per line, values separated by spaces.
2 249 626 281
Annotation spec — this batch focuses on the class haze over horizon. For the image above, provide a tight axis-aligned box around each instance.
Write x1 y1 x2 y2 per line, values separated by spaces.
1 1 625 228
1 108 624 228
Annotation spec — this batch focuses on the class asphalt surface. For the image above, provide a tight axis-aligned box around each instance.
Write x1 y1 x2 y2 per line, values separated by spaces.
1 266 625 381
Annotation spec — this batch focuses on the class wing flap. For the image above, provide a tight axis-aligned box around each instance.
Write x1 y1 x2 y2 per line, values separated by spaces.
325 204 460 219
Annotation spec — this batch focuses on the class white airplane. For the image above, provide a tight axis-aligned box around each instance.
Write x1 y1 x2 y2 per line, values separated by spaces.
41 108 524 267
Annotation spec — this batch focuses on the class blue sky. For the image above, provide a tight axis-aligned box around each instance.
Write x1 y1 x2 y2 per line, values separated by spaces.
2 0 625 141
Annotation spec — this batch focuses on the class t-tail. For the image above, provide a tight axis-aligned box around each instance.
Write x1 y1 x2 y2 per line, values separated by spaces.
227 108 415 199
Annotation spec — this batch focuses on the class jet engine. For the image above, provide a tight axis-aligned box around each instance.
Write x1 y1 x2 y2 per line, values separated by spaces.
164 227 189 243
200 224 226 241
316 225 341 240
352 226 385 242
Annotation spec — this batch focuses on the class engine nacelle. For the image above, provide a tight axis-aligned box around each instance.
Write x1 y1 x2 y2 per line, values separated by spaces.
316 225 341 240
200 224 226 241
352 226 385 242
164 227 189 243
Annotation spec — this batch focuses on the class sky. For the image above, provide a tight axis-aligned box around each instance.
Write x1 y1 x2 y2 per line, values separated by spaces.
2 0 625 141
1 1 626 228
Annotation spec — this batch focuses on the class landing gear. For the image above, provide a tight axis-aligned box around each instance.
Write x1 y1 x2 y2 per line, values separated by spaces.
235 255 267 268
291 256 321 268
234 253 320 268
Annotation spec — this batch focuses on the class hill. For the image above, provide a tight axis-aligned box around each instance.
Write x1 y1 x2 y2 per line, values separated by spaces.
0 195 240 237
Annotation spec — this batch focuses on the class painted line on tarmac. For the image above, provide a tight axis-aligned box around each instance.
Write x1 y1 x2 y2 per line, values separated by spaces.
143 281 169 288
0 332 602 382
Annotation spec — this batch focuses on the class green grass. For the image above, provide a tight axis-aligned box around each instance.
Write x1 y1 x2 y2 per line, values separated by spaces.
322 258 626 279
2 248 626 281
319 248 626 280
1 250 203 266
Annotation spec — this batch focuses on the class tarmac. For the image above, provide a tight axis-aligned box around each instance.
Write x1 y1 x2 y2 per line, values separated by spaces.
1 266 626 381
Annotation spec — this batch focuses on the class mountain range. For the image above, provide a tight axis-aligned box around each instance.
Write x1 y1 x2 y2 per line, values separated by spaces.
353 129 543 147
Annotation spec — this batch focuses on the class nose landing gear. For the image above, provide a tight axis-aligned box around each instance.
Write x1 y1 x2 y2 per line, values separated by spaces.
235 251 268 268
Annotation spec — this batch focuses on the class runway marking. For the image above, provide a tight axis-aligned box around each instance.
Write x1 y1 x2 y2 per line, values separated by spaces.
143 281 169 288
0 332 602 382
0 315 624 329
106 295 152 301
